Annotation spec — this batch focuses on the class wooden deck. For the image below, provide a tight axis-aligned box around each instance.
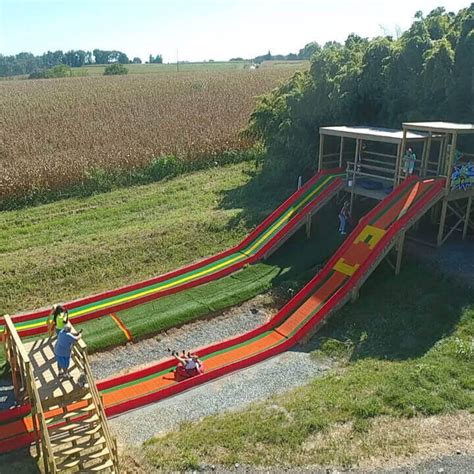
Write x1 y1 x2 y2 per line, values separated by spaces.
24 338 87 407
344 183 392 201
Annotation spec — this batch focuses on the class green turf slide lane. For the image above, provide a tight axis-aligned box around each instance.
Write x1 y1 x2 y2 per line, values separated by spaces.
3 168 344 338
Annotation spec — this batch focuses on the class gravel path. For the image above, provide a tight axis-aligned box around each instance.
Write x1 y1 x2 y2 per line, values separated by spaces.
89 294 273 381
109 347 331 446
378 453 474 473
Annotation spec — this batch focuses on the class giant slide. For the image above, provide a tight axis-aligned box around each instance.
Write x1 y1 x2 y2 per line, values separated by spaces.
0 175 445 452
3 169 344 338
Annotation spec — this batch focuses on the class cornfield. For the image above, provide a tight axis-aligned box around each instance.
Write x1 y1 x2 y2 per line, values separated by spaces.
0 68 298 202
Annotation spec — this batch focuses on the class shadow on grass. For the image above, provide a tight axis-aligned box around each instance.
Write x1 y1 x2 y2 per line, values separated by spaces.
218 167 298 233
0 449 40 474
310 259 472 362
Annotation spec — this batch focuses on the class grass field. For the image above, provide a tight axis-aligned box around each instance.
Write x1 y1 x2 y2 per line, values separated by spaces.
0 62 305 204
77 61 252 75
1 162 291 315
144 261 474 470
76 60 308 76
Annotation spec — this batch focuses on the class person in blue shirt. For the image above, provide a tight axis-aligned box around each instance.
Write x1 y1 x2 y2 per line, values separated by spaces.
54 325 82 379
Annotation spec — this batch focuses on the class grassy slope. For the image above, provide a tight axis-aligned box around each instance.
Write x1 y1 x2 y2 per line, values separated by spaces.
144 261 474 470
1 162 286 314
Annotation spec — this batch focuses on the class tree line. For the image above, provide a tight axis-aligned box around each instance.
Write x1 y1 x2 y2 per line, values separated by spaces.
0 49 163 77
247 5 474 181
252 42 320 63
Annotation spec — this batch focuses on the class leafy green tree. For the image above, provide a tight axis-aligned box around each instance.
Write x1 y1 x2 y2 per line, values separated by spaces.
298 42 320 60
132 57 142 64
247 5 474 183
149 54 163 64
29 64 71 79
64 50 89 67
103 63 128 75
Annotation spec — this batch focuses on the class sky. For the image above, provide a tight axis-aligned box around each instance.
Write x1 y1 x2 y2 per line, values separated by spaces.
0 0 470 62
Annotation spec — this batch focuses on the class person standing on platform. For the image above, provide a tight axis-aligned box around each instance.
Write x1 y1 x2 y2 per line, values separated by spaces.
338 201 351 235
403 147 416 175
47 304 69 337
54 325 82 380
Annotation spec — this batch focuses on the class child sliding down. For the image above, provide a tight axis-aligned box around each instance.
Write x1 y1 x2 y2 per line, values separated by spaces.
168 349 204 378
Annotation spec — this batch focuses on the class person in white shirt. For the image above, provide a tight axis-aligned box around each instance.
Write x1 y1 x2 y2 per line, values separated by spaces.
170 350 203 376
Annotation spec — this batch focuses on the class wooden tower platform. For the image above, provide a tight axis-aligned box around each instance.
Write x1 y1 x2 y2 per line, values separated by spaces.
3 315 119 473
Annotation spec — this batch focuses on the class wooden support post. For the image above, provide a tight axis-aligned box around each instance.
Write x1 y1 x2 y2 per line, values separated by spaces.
351 288 359 302
395 232 405 275
339 136 344 168
349 139 359 214
437 198 448 246
318 133 325 172
422 133 432 177
437 135 447 176
445 132 457 191
396 130 407 185
463 196 473 240
395 142 401 186
305 213 311 239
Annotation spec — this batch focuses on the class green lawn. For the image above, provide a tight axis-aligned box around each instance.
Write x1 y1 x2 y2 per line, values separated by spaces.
74 60 308 76
144 261 474 470
1 162 289 315
77 61 251 76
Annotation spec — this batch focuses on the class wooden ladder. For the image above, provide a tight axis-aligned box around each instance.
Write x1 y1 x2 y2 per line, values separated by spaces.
3 315 119 473
46 392 117 472
45 330 120 473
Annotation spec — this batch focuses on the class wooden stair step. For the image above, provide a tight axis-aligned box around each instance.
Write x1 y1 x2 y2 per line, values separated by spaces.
53 435 106 454
55 445 83 456
63 404 95 419
84 424 102 436
43 393 93 411
55 457 81 469
55 414 100 432
45 405 94 425
50 427 100 445
88 447 110 459
90 459 114 471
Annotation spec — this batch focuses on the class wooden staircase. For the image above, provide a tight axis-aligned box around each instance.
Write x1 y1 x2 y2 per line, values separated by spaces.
3 316 119 473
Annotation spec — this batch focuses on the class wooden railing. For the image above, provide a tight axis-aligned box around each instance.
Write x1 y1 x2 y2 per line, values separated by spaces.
3 315 57 473
345 161 395 184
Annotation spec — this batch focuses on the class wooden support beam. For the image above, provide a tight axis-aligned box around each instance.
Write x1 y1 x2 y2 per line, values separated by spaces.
447 201 474 228
349 139 359 214
385 254 396 271
396 131 406 185
463 196 473 240
339 136 344 168
318 133 325 172
437 199 448 246
421 133 432 177
445 132 457 191
437 136 448 176
395 232 406 275
305 213 311 239
351 288 359 302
